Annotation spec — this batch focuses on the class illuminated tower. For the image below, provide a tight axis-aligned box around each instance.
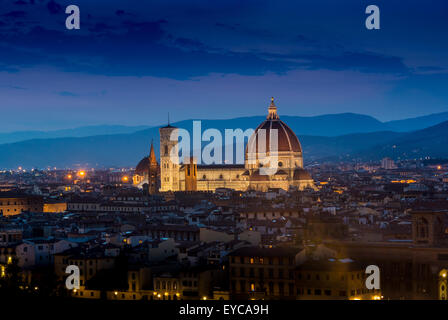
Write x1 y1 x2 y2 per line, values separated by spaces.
147 141 159 194
184 157 197 191
159 123 180 192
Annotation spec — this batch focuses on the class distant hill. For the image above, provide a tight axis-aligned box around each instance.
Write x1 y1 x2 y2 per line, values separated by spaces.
300 131 405 161
0 125 151 144
1 111 448 146
385 112 448 132
0 119 447 169
358 120 448 160
0 114 383 145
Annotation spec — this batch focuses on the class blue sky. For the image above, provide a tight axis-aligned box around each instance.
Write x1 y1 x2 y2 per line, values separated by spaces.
0 0 447 131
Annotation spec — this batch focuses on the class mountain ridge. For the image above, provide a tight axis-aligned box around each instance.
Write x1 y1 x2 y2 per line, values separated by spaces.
1 111 448 145
0 120 447 169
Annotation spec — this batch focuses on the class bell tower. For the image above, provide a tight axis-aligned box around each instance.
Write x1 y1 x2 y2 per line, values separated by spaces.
159 123 180 192
147 140 159 194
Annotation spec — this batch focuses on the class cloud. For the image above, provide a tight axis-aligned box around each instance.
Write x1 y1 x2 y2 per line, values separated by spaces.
215 22 238 31
0 85 27 90
2 11 27 18
115 9 135 17
88 23 116 33
46 0 62 14
294 34 316 45
57 91 79 97
261 51 409 75
173 37 206 50
0 0 443 81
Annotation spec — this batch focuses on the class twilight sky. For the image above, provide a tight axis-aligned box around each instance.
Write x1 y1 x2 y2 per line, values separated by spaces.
0 0 447 131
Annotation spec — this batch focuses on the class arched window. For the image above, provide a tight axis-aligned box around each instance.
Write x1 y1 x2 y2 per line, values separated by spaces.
164 145 169 156
418 218 428 238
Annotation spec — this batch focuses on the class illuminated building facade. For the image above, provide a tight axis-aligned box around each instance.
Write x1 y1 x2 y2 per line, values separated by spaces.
0 192 43 216
156 98 315 192
228 247 300 300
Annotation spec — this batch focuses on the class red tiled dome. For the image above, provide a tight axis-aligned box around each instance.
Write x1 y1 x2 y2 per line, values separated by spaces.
135 157 149 175
246 98 302 155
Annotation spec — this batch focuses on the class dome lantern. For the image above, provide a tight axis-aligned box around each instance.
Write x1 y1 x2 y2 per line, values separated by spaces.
267 97 279 120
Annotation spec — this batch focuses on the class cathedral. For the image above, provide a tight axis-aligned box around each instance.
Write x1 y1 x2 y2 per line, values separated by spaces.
133 98 315 193
133 141 160 194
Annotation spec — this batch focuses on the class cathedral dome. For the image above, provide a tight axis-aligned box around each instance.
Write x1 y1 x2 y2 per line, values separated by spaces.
135 141 158 176
247 98 302 155
135 157 149 175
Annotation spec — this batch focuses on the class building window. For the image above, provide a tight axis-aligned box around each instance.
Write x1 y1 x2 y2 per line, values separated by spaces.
279 282 284 295
240 280 246 291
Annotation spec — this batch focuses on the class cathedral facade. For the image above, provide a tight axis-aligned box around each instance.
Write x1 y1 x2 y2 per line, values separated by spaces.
134 98 315 193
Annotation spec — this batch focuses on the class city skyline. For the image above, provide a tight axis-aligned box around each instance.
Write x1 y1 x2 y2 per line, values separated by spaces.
2 0 448 309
